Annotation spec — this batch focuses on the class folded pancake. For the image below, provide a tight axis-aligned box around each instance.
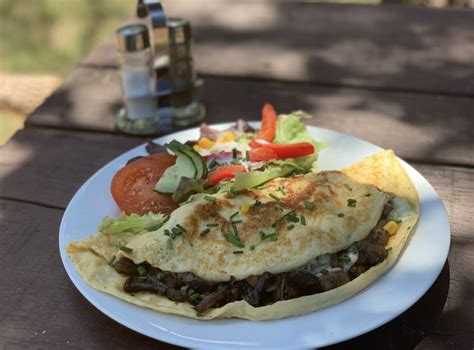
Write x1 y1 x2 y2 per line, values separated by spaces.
67 150 419 320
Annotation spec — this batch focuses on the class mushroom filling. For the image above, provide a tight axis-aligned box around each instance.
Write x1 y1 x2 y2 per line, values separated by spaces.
114 201 395 314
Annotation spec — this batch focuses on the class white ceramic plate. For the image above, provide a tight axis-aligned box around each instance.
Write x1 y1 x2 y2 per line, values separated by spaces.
59 124 450 349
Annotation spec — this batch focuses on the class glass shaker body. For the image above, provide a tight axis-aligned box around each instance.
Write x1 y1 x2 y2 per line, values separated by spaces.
116 24 160 135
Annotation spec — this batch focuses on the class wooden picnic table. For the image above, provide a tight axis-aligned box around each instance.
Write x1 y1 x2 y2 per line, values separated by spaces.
1 2 472 349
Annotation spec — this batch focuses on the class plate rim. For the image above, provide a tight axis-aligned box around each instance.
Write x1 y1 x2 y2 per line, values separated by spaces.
59 123 451 348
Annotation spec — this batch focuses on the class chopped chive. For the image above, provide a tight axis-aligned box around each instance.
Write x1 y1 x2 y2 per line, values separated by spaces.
260 231 278 241
171 227 182 237
226 234 244 248
301 215 306 225
339 256 351 264
245 150 250 161
233 250 244 254
305 201 314 209
230 211 239 219
277 186 287 195
287 224 295 230
394 219 402 224
250 245 255 251
344 183 353 191
204 195 216 202
232 148 238 159
269 193 280 201
119 245 133 253
386 247 393 252
285 213 299 223
200 228 210 236
176 224 187 233
206 223 219 227
256 185 268 190
274 204 283 211
365 193 371 197
347 199 357 207
164 229 171 236
231 219 243 224
137 265 147 276
271 223 277 228
250 199 262 208
338 213 345 217
189 292 201 301
107 255 116 266
166 238 173 249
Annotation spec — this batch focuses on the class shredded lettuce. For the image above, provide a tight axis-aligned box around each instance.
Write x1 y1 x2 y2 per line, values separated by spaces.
98 211 167 235
274 111 324 151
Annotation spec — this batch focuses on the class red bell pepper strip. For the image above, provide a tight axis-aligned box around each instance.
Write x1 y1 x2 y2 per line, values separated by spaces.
249 147 278 162
255 103 277 142
207 165 246 185
250 142 314 160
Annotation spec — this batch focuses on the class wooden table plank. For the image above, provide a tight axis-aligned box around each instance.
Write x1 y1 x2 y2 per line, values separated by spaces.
81 2 474 95
0 199 180 350
26 71 474 167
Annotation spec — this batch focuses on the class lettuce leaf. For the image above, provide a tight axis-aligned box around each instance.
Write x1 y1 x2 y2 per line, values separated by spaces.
98 211 167 235
274 111 324 151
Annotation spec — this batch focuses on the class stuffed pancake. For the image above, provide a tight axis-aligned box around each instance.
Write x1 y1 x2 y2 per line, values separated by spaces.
67 150 419 320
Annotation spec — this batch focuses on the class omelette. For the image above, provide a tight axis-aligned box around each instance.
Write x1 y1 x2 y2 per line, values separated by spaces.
67 150 419 320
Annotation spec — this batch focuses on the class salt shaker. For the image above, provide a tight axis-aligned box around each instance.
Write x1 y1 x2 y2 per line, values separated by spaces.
115 24 160 135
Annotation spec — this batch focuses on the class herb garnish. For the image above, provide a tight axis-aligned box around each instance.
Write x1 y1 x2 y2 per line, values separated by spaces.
338 213 345 217
260 231 278 241
233 250 244 254
188 292 201 301
176 224 187 233
166 238 173 249
250 199 262 208
231 219 243 224
339 255 351 264
256 185 268 190
287 224 295 230
347 199 357 207
206 223 219 227
277 186 287 196
208 159 220 170
204 195 216 202
230 211 239 219
274 204 283 211
250 245 255 251
119 245 133 253
365 193 371 197
285 212 300 223
232 148 238 159
226 233 244 247
245 150 250 161
269 193 280 201
301 215 306 225
200 228 210 236
305 201 314 209
137 265 147 276
344 183 353 191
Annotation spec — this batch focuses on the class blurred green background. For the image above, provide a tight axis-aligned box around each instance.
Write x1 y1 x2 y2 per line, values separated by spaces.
0 0 472 144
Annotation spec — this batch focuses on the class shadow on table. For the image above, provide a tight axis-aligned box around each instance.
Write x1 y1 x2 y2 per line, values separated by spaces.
323 260 450 350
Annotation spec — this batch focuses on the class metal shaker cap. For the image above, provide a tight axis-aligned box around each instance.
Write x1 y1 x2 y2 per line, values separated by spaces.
167 18 191 45
116 24 150 52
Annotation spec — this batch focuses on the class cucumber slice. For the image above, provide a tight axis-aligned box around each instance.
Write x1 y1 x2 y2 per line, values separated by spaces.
154 150 197 193
167 140 208 179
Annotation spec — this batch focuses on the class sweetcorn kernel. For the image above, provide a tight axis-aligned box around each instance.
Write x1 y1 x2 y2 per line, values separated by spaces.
240 203 251 215
383 220 399 235
197 137 215 149
217 132 236 144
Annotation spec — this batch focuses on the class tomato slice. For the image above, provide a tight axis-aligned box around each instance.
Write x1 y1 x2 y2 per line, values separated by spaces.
111 153 178 215
255 103 277 142
249 147 278 162
207 165 246 185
